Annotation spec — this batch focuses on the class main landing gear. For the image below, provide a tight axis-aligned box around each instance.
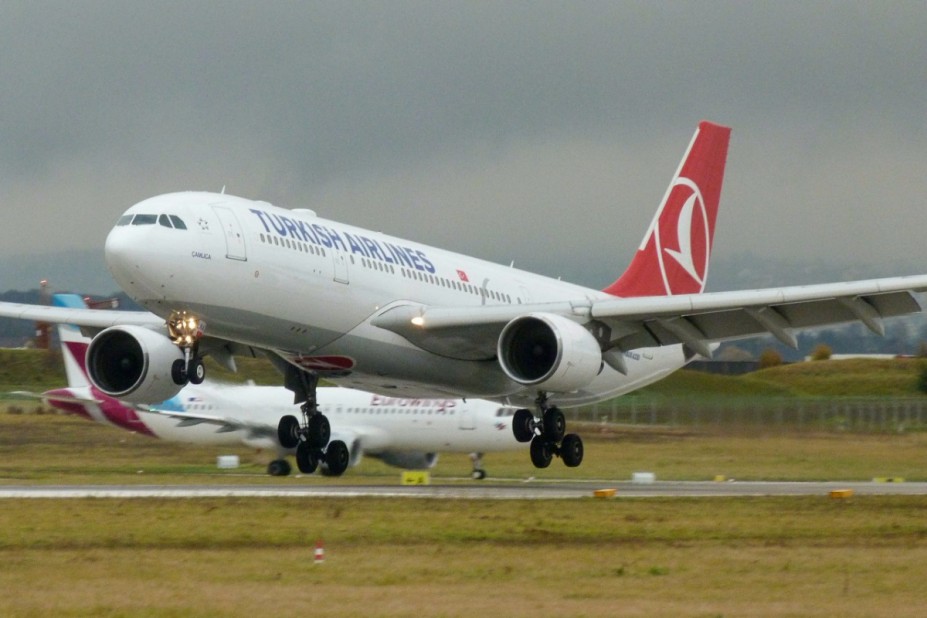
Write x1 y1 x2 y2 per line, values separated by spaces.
512 393 584 469
276 372 350 476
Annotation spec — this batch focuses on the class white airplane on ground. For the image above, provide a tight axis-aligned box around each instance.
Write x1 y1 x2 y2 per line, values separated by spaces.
32 294 521 477
3 121 926 474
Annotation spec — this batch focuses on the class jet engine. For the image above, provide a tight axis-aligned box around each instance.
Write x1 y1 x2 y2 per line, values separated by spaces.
497 313 603 392
85 325 186 404
375 452 439 470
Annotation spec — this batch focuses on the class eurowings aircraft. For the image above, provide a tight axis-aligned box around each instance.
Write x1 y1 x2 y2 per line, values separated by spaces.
27 295 520 477
3 121 926 472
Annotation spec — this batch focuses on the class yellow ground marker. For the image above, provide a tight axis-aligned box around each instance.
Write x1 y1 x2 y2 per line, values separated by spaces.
829 489 854 500
401 471 430 485
593 488 617 499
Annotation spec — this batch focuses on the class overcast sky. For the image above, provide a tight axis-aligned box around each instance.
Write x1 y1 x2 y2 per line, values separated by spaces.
1 1 925 292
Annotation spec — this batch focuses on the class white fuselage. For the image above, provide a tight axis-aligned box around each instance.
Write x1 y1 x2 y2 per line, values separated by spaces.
104 192 688 407
49 383 520 456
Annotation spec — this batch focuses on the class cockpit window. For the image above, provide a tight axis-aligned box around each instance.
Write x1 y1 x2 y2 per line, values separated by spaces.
131 214 158 225
116 215 134 226
169 215 187 230
158 214 173 228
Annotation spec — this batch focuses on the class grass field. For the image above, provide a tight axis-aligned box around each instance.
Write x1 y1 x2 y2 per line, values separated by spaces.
4 408 927 484
4 408 927 616
3 355 927 615
3 495 927 616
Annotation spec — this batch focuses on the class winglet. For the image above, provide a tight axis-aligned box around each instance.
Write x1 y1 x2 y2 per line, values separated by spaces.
604 121 731 297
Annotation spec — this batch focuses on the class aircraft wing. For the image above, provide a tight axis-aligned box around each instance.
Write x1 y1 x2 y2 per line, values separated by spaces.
0 301 260 368
10 390 99 405
0 302 163 330
138 406 278 438
140 407 389 455
373 274 927 359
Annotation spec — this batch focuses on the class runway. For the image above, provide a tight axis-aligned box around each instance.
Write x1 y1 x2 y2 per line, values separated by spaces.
2 480 926 500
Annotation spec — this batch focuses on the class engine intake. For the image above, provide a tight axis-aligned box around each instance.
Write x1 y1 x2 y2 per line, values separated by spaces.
86 325 186 404
497 313 603 392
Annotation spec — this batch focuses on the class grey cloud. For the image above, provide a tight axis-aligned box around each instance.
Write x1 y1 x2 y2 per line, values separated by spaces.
1 1 925 288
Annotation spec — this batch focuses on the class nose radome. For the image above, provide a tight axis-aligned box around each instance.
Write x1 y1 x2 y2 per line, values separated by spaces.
104 223 132 269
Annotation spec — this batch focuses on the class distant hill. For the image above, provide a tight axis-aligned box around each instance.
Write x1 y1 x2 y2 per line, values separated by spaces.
705 251 923 292
627 358 927 399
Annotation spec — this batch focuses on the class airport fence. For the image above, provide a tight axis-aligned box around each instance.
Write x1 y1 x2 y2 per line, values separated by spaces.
567 397 927 433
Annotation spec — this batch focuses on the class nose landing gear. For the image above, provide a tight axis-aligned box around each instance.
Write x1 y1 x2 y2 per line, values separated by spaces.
168 310 207 385
470 452 487 480
513 393 584 469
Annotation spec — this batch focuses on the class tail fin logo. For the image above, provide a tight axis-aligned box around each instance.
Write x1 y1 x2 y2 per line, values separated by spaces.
657 176 710 294
603 121 729 299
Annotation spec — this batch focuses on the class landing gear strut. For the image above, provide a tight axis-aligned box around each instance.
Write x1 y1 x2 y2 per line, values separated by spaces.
168 310 206 385
170 350 205 385
276 370 349 476
513 392 583 469
470 452 487 480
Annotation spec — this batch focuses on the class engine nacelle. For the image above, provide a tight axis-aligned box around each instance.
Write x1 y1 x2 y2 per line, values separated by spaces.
497 313 603 392
86 325 186 404
375 452 439 470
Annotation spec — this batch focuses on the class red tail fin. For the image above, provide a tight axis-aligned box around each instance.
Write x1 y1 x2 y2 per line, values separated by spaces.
603 121 730 297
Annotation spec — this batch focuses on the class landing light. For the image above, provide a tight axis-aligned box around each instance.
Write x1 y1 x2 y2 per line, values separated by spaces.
411 316 425 327
168 310 206 346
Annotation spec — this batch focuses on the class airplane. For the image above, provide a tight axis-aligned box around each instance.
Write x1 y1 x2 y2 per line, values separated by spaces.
29 294 522 478
2 120 926 475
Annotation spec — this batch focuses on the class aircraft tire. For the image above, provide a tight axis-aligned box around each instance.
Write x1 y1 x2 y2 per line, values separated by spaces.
325 440 350 476
471 469 487 480
267 459 292 476
170 359 188 385
308 414 331 449
542 407 566 443
529 436 553 469
278 415 301 449
560 434 584 468
189 358 206 385
296 442 319 474
512 409 535 443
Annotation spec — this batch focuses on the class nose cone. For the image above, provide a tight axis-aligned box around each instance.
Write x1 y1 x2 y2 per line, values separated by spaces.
104 222 138 291
104 202 171 302
104 192 219 306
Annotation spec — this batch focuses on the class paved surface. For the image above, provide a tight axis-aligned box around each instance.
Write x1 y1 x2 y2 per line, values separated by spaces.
1 480 924 500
